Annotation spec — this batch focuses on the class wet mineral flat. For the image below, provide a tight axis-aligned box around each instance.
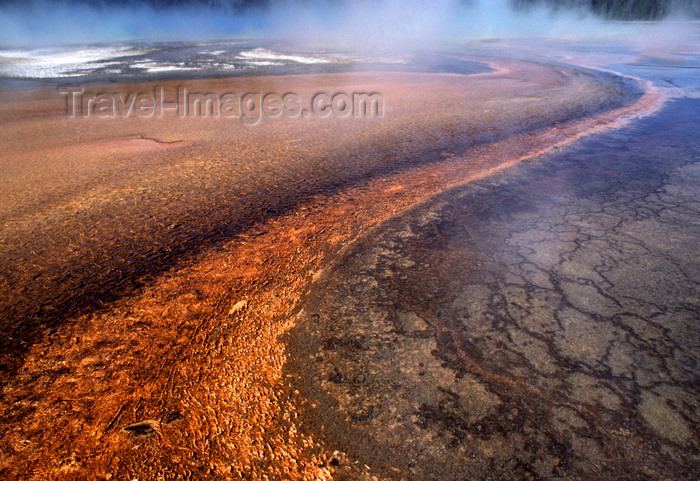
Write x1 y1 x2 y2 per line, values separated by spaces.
290 97 700 480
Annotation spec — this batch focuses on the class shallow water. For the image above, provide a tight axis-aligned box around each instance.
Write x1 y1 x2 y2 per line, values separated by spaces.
0 41 488 86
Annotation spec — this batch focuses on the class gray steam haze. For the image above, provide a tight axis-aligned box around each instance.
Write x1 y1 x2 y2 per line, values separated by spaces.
0 0 697 49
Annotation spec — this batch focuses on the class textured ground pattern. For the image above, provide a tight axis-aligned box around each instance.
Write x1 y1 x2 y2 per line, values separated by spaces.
290 99 700 481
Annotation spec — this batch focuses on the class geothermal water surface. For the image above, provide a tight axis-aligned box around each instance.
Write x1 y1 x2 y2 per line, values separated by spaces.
0 30 698 481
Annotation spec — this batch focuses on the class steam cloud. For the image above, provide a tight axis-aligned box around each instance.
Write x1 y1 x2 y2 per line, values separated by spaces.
0 0 696 49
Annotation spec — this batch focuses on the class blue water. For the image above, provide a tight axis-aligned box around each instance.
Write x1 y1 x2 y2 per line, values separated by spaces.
0 40 489 86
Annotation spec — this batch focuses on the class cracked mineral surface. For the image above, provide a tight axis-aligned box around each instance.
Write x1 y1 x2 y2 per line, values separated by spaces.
290 98 700 480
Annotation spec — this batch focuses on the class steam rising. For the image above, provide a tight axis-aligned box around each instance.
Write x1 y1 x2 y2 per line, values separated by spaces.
0 0 696 50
